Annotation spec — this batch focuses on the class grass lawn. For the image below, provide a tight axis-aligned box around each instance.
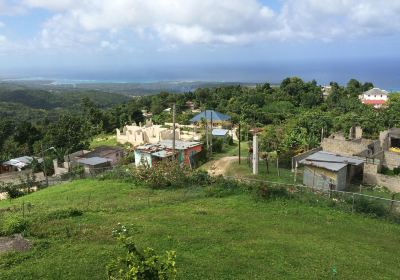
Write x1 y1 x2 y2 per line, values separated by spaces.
1 179 400 279
90 134 119 149
225 160 299 185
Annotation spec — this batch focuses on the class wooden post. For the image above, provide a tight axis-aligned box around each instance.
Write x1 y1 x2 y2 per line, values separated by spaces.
390 193 396 213
276 152 280 177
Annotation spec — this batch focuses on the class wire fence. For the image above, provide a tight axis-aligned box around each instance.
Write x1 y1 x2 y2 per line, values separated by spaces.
224 176 400 216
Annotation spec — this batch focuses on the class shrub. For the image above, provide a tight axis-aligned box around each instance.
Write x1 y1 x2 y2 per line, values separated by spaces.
188 170 212 186
393 166 400 175
134 159 191 189
205 177 242 198
255 185 290 200
107 224 177 280
352 196 388 217
1 216 29 235
0 183 24 199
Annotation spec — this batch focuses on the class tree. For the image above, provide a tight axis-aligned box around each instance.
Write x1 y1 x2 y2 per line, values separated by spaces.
44 114 90 154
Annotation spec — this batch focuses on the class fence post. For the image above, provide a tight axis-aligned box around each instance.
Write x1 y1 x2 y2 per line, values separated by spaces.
390 193 396 213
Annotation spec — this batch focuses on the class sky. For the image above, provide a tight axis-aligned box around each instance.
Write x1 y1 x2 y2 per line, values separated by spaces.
0 0 400 86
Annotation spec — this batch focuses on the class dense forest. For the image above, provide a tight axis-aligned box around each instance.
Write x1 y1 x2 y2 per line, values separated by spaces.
0 78 399 165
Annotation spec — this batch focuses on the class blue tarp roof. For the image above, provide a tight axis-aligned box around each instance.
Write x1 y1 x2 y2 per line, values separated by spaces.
190 110 231 123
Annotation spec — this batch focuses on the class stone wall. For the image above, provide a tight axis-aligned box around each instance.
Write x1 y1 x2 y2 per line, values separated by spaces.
363 163 400 193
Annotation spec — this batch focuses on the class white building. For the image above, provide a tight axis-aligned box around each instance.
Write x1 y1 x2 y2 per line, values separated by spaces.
116 120 180 146
359 88 389 109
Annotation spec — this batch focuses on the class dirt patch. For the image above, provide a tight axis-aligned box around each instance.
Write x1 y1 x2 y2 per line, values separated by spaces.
207 156 238 176
0 234 31 254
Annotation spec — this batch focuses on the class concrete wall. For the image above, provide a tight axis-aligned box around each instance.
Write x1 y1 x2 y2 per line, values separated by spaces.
382 151 400 169
363 163 400 193
322 138 369 156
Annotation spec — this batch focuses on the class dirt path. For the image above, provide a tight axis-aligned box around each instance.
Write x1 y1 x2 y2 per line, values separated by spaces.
207 156 238 176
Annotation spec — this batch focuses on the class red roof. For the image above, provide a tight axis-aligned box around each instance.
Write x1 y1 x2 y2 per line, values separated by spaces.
362 100 386 105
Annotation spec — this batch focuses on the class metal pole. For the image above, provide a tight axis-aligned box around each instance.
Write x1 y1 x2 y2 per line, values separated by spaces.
205 110 209 150
172 103 176 159
210 110 213 155
41 143 49 187
238 123 241 165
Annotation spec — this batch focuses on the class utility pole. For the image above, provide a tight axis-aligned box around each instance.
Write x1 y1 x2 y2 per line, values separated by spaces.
172 103 176 159
238 123 241 165
205 110 209 150
210 110 213 155
41 143 49 187
252 133 258 175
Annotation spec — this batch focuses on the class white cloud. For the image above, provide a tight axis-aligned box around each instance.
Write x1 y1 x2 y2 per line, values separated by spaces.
6 0 400 52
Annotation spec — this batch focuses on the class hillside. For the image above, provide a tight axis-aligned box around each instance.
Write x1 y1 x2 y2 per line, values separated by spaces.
0 83 131 110
1 179 400 279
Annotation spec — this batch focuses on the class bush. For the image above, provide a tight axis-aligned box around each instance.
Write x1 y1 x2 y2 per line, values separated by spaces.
107 224 177 280
393 166 400 175
1 216 29 235
0 183 24 199
134 160 191 189
212 137 224 153
188 170 212 186
205 177 242 197
352 196 388 217
255 185 290 200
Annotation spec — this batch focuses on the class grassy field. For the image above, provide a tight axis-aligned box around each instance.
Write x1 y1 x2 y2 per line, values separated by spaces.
1 179 400 279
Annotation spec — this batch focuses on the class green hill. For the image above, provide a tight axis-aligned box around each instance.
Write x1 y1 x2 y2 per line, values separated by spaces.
1 179 400 279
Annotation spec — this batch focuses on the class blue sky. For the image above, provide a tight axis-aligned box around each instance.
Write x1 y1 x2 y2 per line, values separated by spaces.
0 0 400 85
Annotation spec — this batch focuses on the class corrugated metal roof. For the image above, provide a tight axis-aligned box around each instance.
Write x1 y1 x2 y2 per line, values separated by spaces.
212 128 229 136
159 140 201 150
77 157 112 166
299 151 364 172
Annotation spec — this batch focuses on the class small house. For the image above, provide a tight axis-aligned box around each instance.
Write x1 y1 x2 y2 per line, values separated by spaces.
77 157 112 174
134 140 202 168
1 156 43 173
300 151 364 191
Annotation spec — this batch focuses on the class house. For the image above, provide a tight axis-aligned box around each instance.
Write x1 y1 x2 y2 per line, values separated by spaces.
116 120 180 146
322 86 332 99
80 146 124 165
359 88 389 109
1 156 43 173
77 157 112 174
53 146 124 176
212 128 229 141
134 140 202 168
300 151 364 191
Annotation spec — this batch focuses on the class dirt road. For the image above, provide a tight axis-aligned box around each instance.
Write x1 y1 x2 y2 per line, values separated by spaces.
207 156 238 176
